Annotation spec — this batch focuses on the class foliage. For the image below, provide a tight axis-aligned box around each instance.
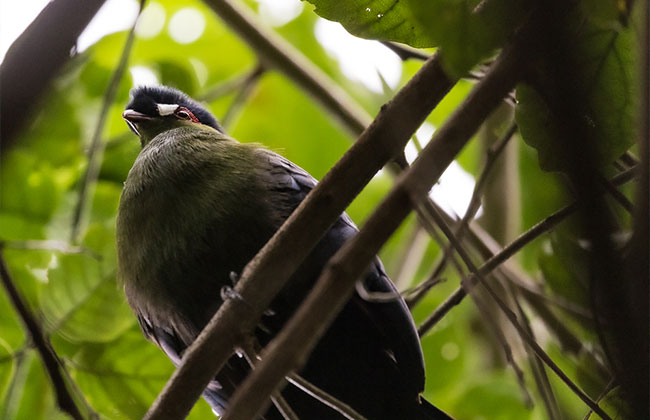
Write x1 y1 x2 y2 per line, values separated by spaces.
0 0 643 419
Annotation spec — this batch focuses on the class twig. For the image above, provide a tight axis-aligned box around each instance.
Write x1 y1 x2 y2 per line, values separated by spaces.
69 0 144 242
416 164 637 335
239 342 299 420
0 253 84 420
599 176 634 213
414 184 614 420
243 339 365 420
286 374 368 420
392 225 429 290
220 16 535 419
407 123 517 306
0 0 105 147
582 378 616 420
468 289 533 408
221 63 266 130
143 38 455 420
508 284 561 420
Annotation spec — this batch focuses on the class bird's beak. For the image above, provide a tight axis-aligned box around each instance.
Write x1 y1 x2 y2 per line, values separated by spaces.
122 109 153 122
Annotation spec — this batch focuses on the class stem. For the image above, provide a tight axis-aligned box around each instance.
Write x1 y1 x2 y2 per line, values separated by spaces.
416 164 636 335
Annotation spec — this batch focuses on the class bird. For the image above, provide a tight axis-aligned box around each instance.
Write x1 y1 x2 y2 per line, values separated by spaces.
116 85 452 420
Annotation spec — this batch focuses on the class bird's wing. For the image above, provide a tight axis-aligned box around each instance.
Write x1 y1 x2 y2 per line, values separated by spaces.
260 149 426 393
135 311 250 416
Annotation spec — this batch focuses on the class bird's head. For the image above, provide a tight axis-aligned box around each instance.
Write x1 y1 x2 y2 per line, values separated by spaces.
123 86 223 146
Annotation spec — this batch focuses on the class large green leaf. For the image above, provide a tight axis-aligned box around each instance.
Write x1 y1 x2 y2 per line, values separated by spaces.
305 0 524 75
72 329 213 419
515 4 638 173
0 352 71 420
305 0 436 48
40 225 133 343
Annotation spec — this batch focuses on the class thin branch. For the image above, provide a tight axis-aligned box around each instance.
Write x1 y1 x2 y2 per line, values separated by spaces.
407 123 517 306
0 252 83 420
582 378 616 420
286 374 368 420
509 284 561 420
69 1 144 242
414 182 613 420
144 45 455 420
417 163 637 335
599 176 634 213
243 339 366 420
468 289 533 408
392 225 429 290
221 63 266 130
239 342 299 420
220 17 535 419
0 0 106 148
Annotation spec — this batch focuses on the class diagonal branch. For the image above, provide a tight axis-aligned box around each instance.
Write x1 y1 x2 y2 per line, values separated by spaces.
0 252 83 420
416 163 637 336
221 15 536 419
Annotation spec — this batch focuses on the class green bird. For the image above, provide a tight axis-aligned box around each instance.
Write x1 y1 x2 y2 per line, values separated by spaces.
116 85 452 419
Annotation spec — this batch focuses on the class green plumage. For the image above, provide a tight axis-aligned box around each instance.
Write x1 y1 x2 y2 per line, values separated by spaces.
117 125 280 344
116 86 452 420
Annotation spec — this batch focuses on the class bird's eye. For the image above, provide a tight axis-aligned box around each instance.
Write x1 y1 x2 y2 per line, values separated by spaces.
174 107 199 123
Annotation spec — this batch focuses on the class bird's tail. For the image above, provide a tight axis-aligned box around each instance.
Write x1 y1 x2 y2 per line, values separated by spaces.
418 397 455 420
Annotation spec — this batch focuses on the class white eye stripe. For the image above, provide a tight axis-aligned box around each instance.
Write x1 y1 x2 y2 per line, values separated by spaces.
157 103 179 116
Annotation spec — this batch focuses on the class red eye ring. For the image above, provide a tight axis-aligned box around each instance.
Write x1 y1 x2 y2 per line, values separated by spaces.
174 106 199 123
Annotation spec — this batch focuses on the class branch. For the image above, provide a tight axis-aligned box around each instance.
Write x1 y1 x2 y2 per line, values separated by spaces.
221 15 535 419
508 285 561 420
407 123 517 306
69 0 143 242
201 0 372 136
416 163 637 335
143 46 455 420
0 0 105 148
412 178 613 420
0 252 84 420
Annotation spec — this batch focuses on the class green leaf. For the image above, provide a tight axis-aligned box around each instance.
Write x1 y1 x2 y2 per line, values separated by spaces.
41 229 133 343
305 0 436 48
305 0 524 75
404 0 524 75
1 351 68 420
515 9 638 173
538 231 590 307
